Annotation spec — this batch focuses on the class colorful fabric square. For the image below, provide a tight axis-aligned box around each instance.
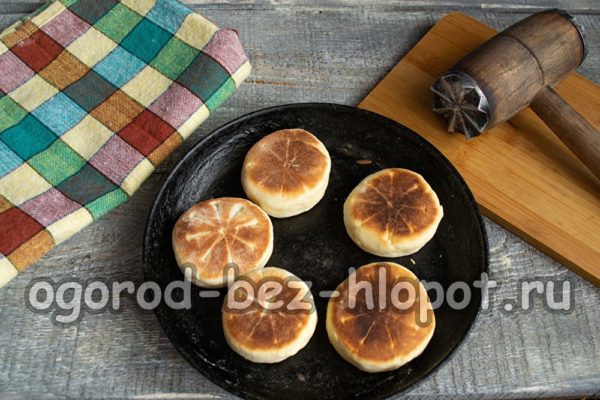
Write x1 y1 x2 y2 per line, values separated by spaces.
94 3 143 43
63 69 117 111
0 0 251 286
120 19 172 64
40 9 91 47
0 51 35 93
94 47 146 88
32 92 87 135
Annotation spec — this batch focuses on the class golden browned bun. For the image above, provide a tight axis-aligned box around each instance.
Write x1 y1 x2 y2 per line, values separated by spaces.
326 262 435 372
241 128 331 218
344 168 443 257
222 267 317 363
172 197 273 288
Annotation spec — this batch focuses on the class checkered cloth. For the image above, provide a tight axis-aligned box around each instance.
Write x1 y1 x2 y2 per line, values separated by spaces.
0 0 251 286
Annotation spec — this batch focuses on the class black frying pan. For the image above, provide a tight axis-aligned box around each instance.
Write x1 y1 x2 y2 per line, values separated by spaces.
143 103 488 400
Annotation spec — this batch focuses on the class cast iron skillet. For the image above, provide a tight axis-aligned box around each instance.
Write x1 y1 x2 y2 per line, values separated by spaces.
143 103 488 400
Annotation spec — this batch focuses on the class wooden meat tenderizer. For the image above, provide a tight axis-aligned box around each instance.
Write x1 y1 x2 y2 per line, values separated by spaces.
431 9 600 180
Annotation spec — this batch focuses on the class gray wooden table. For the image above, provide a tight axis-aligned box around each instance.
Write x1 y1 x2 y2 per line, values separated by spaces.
1 0 599 399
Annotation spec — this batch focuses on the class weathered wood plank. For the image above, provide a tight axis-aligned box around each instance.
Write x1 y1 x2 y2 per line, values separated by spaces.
0 1 599 399
3 0 600 13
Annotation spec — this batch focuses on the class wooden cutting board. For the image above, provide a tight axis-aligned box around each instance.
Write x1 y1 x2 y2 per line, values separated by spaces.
359 12 600 286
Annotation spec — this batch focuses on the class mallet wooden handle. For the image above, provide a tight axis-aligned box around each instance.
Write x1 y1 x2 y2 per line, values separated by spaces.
530 86 600 180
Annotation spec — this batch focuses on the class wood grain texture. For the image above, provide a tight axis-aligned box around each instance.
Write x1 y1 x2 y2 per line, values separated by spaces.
530 86 600 180
360 12 600 286
0 1 599 399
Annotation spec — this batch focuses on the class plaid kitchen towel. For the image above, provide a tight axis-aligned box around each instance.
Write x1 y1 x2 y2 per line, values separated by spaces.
0 0 251 286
